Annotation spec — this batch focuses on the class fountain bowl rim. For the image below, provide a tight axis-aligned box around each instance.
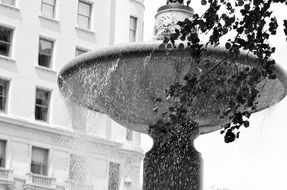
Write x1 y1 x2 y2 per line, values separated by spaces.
57 40 287 134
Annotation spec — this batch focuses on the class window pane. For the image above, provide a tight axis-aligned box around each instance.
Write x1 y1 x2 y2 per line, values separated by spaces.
31 147 48 175
78 15 89 29
130 17 137 31
0 79 8 111
0 27 12 42
1 0 15 6
75 48 87 57
39 39 53 55
42 0 55 6
126 129 133 141
0 140 6 168
42 3 54 18
129 31 136 42
108 162 120 190
0 43 9 56
35 89 50 121
78 1 91 17
38 54 51 68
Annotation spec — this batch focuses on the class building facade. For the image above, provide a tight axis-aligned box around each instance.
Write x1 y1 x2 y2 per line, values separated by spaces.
0 0 144 190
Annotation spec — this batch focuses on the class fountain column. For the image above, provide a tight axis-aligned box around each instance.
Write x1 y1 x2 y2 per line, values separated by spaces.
143 124 202 190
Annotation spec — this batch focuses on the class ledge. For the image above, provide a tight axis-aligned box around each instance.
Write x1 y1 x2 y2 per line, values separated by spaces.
0 55 16 63
0 2 20 11
35 65 57 74
38 15 60 24
75 26 95 35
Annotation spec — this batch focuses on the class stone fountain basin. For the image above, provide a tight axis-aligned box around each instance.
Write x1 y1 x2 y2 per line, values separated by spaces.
58 41 287 134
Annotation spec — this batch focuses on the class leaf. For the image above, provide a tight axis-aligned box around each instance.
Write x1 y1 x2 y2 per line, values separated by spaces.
225 42 231 49
178 43 185 50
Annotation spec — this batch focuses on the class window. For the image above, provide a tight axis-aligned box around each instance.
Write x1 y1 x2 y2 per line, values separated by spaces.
0 79 8 112
69 154 87 182
38 38 53 68
35 88 50 122
31 147 48 176
75 48 88 57
41 0 56 18
129 16 137 42
78 1 92 30
0 140 6 168
1 0 15 6
126 129 133 141
0 26 13 57
108 162 120 190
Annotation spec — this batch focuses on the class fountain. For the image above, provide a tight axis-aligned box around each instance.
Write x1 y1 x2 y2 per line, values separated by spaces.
58 1 287 190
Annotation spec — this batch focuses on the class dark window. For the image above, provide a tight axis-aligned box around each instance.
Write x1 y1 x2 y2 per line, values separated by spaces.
35 88 50 122
1 0 15 6
78 1 91 30
0 26 13 57
129 16 137 42
126 129 133 141
0 79 9 112
108 162 120 190
41 0 56 18
75 48 88 57
0 140 6 168
31 147 48 176
38 38 53 68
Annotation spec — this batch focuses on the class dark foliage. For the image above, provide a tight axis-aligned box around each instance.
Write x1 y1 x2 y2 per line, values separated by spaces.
160 0 287 143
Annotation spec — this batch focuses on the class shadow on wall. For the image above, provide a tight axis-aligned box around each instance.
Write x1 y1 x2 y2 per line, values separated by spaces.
75 27 97 44
39 16 62 33
0 5 22 21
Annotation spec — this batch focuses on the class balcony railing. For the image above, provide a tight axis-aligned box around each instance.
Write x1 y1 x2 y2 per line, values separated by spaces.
66 180 94 190
0 167 14 186
25 173 56 189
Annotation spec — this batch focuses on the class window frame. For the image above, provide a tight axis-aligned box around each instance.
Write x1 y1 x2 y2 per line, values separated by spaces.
38 37 54 69
0 78 9 113
30 146 49 176
0 25 13 58
77 0 92 30
0 139 7 168
41 0 56 18
34 88 51 122
75 47 88 57
129 16 138 42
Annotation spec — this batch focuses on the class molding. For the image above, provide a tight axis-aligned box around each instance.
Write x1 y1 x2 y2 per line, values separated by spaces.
0 55 16 63
38 15 60 24
0 2 20 11
75 26 95 35
0 114 143 155
35 65 57 75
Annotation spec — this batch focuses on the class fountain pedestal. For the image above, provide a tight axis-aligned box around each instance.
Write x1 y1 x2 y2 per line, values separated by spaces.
143 123 202 190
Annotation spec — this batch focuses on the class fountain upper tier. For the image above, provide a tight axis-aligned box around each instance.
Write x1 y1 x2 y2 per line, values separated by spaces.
58 41 287 134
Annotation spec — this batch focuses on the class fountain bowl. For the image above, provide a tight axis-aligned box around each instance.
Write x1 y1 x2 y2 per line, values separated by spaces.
58 41 287 134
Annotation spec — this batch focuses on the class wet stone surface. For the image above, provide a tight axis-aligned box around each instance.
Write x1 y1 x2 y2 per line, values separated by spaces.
143 123 202 190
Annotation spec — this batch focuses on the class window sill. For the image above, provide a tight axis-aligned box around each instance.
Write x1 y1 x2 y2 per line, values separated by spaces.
38 15 60 24
0 55 16 63
75 26 95 35
0 2 20 11
35 65 57 74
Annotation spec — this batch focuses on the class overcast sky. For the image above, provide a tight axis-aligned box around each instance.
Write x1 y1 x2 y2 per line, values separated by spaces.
142 1 287 189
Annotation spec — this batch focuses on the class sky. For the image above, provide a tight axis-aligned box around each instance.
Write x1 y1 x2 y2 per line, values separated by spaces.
142 1 287 189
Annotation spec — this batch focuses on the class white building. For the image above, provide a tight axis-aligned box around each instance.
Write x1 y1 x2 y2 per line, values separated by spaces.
0 0 145 190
